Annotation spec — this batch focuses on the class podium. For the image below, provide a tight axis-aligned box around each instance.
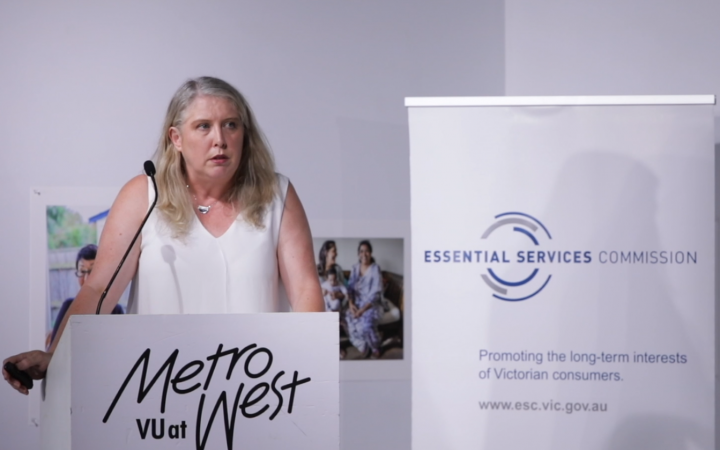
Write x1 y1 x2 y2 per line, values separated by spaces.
40 313 339 450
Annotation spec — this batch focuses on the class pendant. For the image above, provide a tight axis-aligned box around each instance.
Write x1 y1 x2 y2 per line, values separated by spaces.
198 205 211 214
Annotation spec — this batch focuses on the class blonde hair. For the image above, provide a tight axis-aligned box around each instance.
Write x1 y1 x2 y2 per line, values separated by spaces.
152 77 278 237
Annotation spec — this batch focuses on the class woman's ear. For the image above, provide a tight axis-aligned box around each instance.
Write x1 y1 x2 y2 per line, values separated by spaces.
169 127 182 151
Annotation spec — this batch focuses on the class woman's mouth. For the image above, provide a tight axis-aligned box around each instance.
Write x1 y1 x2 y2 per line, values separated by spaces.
211 155 229 162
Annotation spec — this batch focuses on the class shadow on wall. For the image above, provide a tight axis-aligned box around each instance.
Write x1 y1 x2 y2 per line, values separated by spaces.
482 150 713 449
556 152 711 450
551 151 712 450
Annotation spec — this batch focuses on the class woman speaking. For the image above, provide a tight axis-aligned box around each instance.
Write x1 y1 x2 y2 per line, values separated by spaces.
3 77 324 394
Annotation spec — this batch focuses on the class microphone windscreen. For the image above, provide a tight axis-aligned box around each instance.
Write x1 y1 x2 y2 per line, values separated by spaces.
143 160 156 176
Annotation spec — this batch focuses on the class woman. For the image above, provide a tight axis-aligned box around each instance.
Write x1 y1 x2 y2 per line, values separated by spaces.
317 240 350 358
346 240 383 358
317 240 346 286
3 77 324 394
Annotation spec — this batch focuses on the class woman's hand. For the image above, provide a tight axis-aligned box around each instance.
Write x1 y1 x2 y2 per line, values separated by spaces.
3 351 52 395
354 303 372 318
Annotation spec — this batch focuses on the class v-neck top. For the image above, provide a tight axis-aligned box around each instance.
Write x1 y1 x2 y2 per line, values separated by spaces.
127 173 290 314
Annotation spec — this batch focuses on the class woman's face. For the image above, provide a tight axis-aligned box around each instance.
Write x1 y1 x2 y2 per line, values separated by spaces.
358 244 371 265
169 95 244 186
326 245 337 266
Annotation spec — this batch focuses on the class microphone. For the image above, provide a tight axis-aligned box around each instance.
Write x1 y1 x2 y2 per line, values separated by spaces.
143 160 156 177
95 161 158 314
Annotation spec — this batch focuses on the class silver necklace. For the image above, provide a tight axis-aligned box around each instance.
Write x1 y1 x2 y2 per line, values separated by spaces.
187 185 219 214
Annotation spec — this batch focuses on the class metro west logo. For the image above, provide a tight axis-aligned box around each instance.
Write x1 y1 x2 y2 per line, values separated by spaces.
479 212 553 302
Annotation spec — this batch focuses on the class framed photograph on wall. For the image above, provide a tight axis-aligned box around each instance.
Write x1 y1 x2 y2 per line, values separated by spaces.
29 187 122 425
44 206 131 350
310 219 410 381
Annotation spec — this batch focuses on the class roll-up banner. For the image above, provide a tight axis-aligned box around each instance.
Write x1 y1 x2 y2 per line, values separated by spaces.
407 96 715 450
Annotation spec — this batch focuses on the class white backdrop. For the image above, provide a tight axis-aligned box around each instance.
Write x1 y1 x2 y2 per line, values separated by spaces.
409 97 714 449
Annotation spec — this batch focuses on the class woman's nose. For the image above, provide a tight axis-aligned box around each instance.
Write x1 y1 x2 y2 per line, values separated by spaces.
212 125 227 149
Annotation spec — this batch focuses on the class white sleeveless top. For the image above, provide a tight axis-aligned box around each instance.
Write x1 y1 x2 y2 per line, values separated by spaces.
127 174 290 314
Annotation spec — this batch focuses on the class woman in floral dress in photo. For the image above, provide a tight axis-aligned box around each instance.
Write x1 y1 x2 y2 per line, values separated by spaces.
346 240 383 358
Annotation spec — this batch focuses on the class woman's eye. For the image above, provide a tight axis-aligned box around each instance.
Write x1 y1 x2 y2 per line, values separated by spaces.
197 123 210 130
225 121 238 129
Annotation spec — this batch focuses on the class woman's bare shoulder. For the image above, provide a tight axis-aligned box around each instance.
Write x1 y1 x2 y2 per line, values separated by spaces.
114 175 149 208
104 174 150 227
120 174 149 197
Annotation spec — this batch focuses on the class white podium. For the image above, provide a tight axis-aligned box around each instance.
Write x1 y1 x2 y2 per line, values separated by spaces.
40 313 339 450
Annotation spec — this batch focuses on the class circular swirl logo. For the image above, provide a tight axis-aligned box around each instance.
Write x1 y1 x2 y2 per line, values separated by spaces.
480 212 552 302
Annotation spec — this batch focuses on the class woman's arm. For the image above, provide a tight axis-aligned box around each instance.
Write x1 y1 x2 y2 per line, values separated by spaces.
50 175 148 350
347 265 359 302
369 264 383 305
277 182 324 312
2 175 149 394
355 265 383 317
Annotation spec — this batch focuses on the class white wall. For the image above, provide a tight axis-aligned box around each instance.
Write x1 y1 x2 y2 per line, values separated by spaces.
505 0 720 98
0 1 504 449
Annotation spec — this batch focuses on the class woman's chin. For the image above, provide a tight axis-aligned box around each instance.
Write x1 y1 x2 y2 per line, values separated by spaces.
201 165 237 180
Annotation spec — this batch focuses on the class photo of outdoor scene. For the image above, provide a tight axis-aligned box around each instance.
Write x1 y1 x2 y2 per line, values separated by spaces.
312 237 404 360
45 205 129 349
